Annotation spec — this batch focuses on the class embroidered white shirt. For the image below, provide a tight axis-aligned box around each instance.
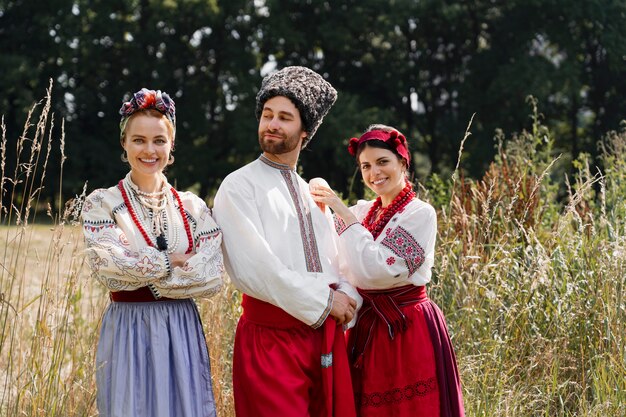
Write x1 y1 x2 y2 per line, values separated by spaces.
213 156 360 328
334 198 437 290
81 183 225 299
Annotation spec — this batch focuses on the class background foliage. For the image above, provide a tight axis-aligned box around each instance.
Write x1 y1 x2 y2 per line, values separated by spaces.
1 0 625 207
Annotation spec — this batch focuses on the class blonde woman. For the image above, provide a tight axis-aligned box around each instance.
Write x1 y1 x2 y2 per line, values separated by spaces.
81 89 225 417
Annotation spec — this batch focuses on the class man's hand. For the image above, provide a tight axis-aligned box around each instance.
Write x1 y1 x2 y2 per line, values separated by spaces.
329 290 357 325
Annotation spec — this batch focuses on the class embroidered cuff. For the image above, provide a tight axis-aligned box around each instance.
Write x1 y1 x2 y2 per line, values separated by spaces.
311 289 334 329
333 215 359 236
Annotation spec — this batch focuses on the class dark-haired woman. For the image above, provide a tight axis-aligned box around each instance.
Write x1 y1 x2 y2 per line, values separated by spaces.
311 125 464 417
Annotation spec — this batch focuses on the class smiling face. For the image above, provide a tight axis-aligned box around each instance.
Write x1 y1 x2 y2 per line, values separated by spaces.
121 111 173 190
258 96 307 165
358 143 407 206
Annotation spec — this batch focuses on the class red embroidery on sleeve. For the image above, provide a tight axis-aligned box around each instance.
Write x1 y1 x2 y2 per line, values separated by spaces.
334 215 348 234
381 226 426 276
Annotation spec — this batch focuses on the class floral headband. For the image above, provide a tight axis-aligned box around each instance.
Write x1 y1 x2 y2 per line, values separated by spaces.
347 129 410 163
119 88 176 139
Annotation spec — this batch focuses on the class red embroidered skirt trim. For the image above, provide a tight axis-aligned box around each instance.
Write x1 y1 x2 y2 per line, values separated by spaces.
234 295 356 417
347 285 465 417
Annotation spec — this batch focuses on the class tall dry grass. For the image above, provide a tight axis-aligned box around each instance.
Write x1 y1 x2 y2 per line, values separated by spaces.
0 84 240 416
426 98 625 416
1 89 624 417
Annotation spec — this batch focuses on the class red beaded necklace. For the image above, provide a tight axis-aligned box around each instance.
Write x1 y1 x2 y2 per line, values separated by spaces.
118 180 193 254
362 182 415 239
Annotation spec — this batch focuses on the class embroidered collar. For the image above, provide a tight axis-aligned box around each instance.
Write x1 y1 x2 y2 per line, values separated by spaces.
259 154 294 171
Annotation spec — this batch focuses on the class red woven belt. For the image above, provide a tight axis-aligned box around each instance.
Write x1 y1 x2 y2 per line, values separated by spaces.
351 284 428 368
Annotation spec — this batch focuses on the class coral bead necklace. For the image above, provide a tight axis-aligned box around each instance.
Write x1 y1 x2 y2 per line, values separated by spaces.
362 182 415 239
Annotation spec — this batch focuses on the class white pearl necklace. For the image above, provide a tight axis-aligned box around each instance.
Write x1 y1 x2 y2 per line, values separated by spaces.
123 174 180 254
135 187 167 198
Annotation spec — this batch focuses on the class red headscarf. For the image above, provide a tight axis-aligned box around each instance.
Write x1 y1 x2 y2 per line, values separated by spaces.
347 129 410 164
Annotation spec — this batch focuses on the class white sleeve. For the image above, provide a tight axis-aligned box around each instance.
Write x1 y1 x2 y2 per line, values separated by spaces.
319 208 363 329
338 203 437 289
213 177 334 328
154 194 225 299
81 189 171 291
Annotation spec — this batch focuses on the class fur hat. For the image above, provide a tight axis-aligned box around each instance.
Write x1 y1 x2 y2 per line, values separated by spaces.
256 66 337 147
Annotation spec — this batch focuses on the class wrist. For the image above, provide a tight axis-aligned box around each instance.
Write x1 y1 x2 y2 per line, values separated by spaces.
335 206 356 223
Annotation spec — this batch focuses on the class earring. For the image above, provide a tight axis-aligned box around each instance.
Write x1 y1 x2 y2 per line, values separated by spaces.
167 154 175 165
120 151 128 162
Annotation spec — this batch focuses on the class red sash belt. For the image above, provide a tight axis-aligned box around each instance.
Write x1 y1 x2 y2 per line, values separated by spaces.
352 284 427 368
109 286 174 302
242 294 356 417
241 294 306 328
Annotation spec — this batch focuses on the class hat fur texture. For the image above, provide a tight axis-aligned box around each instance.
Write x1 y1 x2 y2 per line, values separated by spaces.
256 66 337 147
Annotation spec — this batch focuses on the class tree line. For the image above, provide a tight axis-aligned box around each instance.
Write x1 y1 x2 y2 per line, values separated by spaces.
1 0 624 207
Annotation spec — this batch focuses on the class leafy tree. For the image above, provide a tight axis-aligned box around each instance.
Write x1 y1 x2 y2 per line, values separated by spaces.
1 0 625 206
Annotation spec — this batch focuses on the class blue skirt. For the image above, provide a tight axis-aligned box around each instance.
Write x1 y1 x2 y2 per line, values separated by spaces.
96 299 217 417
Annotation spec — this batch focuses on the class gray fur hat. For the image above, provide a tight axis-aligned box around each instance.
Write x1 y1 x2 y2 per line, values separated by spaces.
256 66 338 147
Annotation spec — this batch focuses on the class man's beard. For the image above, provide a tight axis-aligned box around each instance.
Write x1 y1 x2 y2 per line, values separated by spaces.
259 131 302 154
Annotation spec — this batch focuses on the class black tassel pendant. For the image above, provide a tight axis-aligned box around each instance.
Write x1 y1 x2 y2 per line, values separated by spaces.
156 233 168 251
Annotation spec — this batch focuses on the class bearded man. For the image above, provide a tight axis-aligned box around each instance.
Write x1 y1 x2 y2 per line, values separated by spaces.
213 66 359 417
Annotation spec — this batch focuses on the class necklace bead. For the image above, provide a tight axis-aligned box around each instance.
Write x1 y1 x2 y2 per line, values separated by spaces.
362 182 415 239
118 178 193 254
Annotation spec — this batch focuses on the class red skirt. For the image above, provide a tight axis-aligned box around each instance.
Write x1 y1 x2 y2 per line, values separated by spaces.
233 295 356 417
347 285 464 417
